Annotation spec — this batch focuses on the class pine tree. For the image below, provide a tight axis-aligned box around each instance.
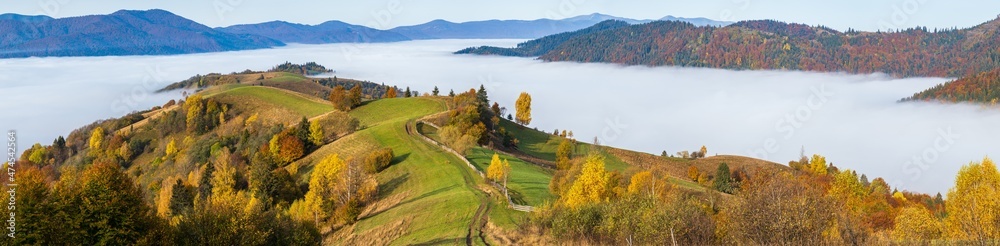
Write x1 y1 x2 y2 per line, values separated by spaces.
713 163 733 193
477 84 489 106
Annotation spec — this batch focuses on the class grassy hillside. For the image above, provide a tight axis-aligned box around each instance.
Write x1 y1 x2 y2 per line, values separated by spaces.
499 120 628 171
216 86 332 117
466 147 555 207
318 98 488 245
497 119 786 193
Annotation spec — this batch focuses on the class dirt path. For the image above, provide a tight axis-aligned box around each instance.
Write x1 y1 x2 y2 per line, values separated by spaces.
116 104 180 135
467 195 490 246
408 120 491 245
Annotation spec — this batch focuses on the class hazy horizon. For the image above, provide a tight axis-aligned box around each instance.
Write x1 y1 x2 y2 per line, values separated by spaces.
1 0 999 32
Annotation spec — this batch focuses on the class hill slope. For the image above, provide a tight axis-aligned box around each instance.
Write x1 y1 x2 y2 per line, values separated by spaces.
217 20 410 44
902 68 1000 103
459 18 1000 79
0 9 282 58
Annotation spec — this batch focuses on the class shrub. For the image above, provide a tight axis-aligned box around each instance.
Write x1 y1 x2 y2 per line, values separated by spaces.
365 148 394 173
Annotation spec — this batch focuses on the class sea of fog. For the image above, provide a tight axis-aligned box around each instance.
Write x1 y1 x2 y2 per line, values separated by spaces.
2 39 997 195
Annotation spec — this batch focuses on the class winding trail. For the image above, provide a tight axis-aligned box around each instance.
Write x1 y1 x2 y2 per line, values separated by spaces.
412 120 536 215
405 120 490 245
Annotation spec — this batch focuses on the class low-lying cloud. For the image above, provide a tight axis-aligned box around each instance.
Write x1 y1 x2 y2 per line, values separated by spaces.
1 39 995 195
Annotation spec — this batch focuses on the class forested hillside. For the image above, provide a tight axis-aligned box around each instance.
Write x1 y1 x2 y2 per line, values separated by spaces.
460 18 1000 79
538 18 1000 78
5 63 1000 245
903 68 1000 103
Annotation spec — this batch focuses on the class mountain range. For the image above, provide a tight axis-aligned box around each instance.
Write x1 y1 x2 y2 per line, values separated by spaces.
0 10 282 58
0 9 732 58
386 13 731 40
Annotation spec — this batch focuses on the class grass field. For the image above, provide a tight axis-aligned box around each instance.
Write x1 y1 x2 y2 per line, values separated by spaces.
466 147 555 207
321 97 488 245
263 72 305 83
352 98 445 128
218 86 332 117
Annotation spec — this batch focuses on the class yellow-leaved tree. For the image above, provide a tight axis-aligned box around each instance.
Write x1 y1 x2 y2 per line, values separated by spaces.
304 154 345 224
809 154 828 176
89 126 104 153
515 92 532 125
564 154 609 208
486 153 512 197
308 120 324 146
210 151 237 196
626 171 670 198
944 157 1000 242
555 139 573 170
165 138 178 157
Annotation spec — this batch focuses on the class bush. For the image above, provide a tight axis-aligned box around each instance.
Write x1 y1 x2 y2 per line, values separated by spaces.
365 148 394 173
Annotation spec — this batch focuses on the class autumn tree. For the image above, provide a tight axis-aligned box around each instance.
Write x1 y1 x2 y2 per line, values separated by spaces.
385 86 397 99
89 126 104 154
165 138 179 158
308 120 324 146
364 148 394 173
701 145 708 156
724 171 834 244
688 166 699 181
1 166 51 244
348 84 362 107
892 206 943 243
269 131 304 164
626 171 671 198
564 154 609 208
210 150 237 196
486 153 512 196
304 154 344 224
556 138 573 170
944 157 1000 242
71 161 164 245
515 92 532 125
808 154 829 175
185 94 204 133
329 85 351 111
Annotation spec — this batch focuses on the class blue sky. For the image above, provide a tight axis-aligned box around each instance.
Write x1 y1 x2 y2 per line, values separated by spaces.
3 0 999 31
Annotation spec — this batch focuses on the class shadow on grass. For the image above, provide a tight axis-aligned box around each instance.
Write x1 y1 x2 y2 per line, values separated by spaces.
379 173 410 197
391 153 410 168
394 184 458 210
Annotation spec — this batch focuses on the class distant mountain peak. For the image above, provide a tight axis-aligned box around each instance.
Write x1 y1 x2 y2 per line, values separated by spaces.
0 13 53 23
427 19 456 25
